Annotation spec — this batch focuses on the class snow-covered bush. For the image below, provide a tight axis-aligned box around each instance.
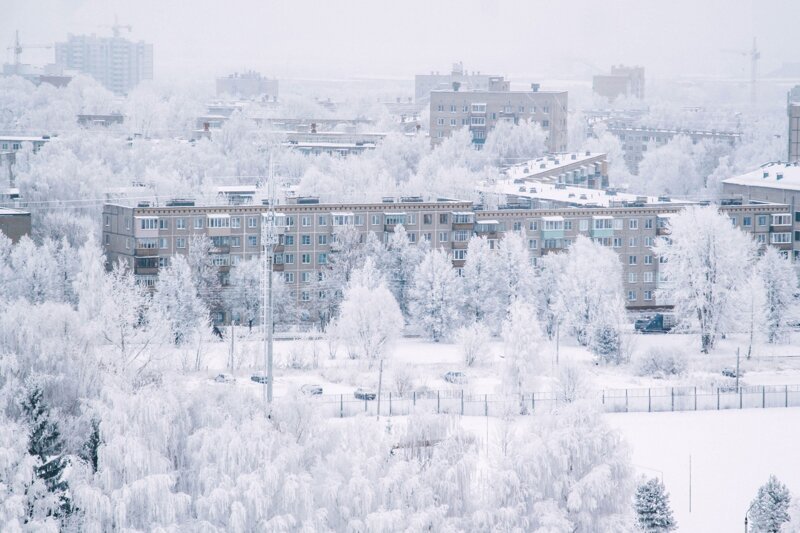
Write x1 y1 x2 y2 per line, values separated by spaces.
636 347 687 379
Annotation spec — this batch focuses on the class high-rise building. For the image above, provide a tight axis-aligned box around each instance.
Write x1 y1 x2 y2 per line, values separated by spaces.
593 65 645 101
788 86 800 164
55 34 153 94
429 77 568 153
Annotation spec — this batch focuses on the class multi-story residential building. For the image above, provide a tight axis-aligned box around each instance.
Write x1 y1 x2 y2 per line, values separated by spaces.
415 62 495 102
216 71 279 101
429 77 568 153
593 65 645 101
789 86 800 164
722 162 800 260
102 193 790 322
605 124 741 173
502 152 608 190
55 33 153 94
0 208 31 243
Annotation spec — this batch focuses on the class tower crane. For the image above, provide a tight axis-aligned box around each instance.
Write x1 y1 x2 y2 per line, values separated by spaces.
721 37 761 105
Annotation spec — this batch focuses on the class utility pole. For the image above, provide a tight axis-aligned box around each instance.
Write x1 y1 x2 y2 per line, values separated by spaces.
262 155 277 415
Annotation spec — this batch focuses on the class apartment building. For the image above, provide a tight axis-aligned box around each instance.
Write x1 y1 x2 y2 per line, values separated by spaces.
415 62 495 102
789 86 800 164
55 33 153 94
722 162 800 260
429 77 568 153
216 71 279 100
102 193 790 322
593 65 645 101
605 124 741 173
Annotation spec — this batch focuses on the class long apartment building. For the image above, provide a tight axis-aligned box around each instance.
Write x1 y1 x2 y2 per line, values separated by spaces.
429 76 568 153
102 195 791 323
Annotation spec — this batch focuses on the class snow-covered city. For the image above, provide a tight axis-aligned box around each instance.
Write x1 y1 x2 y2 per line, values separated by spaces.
1 1 800 531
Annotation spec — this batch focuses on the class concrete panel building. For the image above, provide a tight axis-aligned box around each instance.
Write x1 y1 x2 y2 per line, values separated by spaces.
0 208 32 243
216 71 279 100
593 65 645 101
429 77 568 153
55 33 153 94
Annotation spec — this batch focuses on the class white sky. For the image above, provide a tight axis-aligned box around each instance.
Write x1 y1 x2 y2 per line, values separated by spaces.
2 0 799 81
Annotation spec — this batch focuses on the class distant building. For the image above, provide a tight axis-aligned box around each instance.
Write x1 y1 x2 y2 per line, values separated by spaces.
604 125 741 173
722 162 800 260
216 71 279 100
593 65 645 101
0 208 31 243
789 86 800 164
429 77 568 152
415 62 495 102
502 152 609 190
55 33 153 94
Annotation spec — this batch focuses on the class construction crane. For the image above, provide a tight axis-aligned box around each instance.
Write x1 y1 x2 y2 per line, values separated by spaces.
721 37 761 105
99 15 132 38
6 30 52 70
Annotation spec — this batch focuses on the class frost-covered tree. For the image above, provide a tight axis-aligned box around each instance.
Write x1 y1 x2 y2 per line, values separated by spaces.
461 236 502 328
653 206 755 353
409 248 463 341
748 475 791 533
757 248 798 344
455 321 492 367
501 300 544 395
635 477 677 532
152 254 209 346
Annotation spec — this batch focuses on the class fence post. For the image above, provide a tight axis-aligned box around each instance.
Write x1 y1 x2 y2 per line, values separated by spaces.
437 391 440 414
762 386 766 408
389 392 392 416
648 388 651 412
461 389 464 416
340 394 343 418
786 385 789 408
694 387 697 411
625 389 629 413
717 388 720 410
671 388 674 412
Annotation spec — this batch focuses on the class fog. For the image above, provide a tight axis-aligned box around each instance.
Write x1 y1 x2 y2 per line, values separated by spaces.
2 0 799 81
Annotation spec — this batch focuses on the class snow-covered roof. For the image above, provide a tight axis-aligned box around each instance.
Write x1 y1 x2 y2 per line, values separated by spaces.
722 162 800 192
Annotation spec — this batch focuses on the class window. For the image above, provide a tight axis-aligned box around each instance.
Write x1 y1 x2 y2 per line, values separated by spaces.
248 217 257 228
231 217 241 228
629 219 638 230
231 236 241 247
284 253 294 264
301 253 311 264
318 253 328 264
284 235 294 245
453 249 467 260
301 216 311 227
628 272 638 283
439 231 449 242
644 255 653 265
301 235 311 245
176 218 186 230
643 271 654 283
629 255 637 265
318 235 327 245
248 235 258 247
628 290 637 302
757 215 768 226
771 233 791 244
176 237 186 249
140 218 158 230
644 290 653 301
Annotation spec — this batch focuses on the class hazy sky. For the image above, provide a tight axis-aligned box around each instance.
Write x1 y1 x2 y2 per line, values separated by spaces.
2 0 799 82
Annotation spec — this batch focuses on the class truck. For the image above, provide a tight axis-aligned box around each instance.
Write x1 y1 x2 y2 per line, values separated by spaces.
634 313 676 334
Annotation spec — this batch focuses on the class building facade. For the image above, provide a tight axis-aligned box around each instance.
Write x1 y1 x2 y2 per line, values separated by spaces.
593 65 645 101
722 162 800 260
102 195 790 322
55 34 153 94
789 86 800 164
216 71 279 100
429 77 568 153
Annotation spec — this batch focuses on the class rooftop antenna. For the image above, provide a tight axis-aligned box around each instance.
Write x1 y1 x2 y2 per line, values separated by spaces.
261 153 277 416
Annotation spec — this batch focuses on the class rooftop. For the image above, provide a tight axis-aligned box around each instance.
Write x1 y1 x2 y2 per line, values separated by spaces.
723 162 800 192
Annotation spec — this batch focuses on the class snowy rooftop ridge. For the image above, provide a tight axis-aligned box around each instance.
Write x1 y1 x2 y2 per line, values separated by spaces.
722 162 800 192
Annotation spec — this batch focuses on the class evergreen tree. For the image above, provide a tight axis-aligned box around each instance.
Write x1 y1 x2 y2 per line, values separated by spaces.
748 475 791 532
635 477 677 532
22 386 73 518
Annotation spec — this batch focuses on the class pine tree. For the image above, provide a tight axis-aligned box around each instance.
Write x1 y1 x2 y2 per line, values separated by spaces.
635 477 676 532
22 386 73 518
748 475 791 532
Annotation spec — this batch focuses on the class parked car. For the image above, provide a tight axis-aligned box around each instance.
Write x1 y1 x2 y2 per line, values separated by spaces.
214 373 235 383
250 374 268 384
300 384 323 396
443 371 467 384
354 387 376 400
722 367 744 378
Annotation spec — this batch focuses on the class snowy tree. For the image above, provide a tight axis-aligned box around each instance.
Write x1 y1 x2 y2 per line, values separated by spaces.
455 321 492 367
758 248 798 344
408 248 463 341
748 475 791 533
653 206 756 353
22 386 73 521
635 477 677 532
461 236 503 329
152 254 209 347
501 300 544 396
